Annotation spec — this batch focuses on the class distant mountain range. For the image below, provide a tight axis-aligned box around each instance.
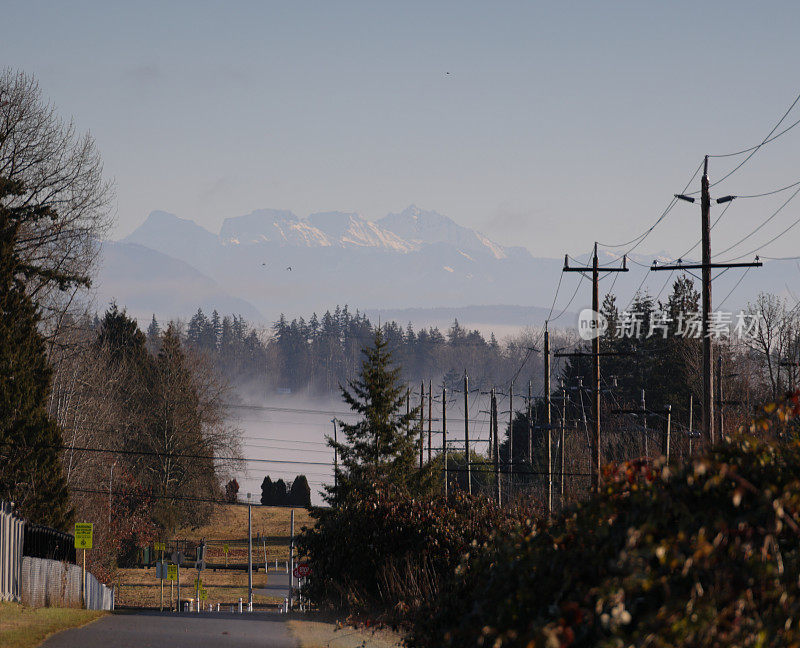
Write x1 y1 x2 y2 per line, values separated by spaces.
92 205 797 330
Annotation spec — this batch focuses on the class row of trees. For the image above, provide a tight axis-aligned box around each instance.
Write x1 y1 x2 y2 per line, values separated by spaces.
163 305 544 399
260 475 311 507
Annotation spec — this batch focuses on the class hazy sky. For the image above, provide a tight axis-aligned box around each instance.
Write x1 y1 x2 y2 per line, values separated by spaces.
3 1 800 260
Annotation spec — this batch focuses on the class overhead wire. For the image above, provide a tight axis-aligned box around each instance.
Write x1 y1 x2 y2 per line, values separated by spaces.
705 89 800 189
713 185 800 258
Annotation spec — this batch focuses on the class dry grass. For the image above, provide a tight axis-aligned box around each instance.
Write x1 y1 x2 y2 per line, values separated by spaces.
288 616 405 648
116 504 314 610
0 602 106 648
174 504 313 541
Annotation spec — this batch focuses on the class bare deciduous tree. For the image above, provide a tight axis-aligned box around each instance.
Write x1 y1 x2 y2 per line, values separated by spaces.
0 69 113 330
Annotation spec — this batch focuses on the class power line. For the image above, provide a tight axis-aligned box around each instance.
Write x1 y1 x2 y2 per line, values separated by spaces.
721 209 800 262
708 90 800 159
704 89 800 189
597 160 704 253
714 185 800 258
1 442 333 467
70 488 327 505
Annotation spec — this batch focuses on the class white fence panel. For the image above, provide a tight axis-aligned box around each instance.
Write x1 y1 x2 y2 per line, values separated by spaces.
0 500 24 601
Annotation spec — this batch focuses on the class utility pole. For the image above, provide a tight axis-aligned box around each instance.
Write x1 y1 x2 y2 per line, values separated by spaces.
641 389 647 457
664 404 672 461
715 356 723 437
527 381 533 465
701 155 713 446
406 388 410 435
428 379 433 463
419 381 424 469
688 394 694 457
248 501 253 611
562 245 628 492
331 419 339 504
508 380 514 484
443 386 448 499
560 379 566 502
464 372 471 495
492 388 500 505
544 327 552 513
655 156 761 445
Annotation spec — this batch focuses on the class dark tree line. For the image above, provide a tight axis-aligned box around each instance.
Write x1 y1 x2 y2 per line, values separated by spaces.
166 305 542 398
261 475 311 507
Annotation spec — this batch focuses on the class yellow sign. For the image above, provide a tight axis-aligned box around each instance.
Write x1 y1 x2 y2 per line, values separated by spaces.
74 523 93 549
167 564 178 581
199 588 208 601
154 542 165 552
222 543 229 554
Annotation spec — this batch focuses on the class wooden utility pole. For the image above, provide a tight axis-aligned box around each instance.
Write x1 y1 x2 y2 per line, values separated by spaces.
641 390 648 457
654 157 761 445
527 381 533 464
406 389 410 435
428 379 433 463
492 388 500 505
464 372 471 495
560 380 566 501
701 155 713 445
544 328 552 513
331 419 339 501
419 382 424 469
688 394 694 457
508 380 514 483
442 386 448 499
563 245 628 492
715 356 723 438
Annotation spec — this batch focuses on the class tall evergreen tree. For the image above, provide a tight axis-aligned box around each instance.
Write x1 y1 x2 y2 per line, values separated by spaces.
325 329 422 505
0 177 73 528
289 475 312 507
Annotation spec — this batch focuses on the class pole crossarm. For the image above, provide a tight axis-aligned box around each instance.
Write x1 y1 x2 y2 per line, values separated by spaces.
563 255 630 273
554 350 634 358
650 261 763 271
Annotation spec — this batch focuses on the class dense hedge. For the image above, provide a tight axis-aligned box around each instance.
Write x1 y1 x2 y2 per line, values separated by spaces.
298 484 538 623
410 394 800 647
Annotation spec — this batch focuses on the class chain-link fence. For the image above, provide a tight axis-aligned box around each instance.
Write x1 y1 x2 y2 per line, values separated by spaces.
22 557 113 610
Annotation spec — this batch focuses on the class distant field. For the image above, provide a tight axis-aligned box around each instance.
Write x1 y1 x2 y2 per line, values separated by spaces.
174 503 314 541
117 504 314 609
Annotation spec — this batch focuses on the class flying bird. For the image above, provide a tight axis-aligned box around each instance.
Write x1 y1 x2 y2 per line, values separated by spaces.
286 266 292 271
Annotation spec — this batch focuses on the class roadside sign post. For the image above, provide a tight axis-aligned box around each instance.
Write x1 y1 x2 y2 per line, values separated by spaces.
196 539 205 614
223 543 229 567
155 542 165 611
166 563 177 610
74 523 93 609
247 496 253 612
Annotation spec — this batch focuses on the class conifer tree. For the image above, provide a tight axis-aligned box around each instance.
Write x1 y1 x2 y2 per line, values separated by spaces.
325 329 421 505
0 177 73 528
289 475 312 507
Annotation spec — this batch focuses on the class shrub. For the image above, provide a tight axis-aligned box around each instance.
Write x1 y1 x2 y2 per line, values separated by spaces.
409 393 800 647
298 483 539 624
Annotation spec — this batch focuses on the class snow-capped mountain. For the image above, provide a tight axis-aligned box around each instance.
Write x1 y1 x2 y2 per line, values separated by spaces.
378 205 510 259
98 205 788 326
215 206 502 256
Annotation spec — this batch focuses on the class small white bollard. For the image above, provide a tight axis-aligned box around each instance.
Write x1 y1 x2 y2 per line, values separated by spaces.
230 605 234 613
275 559 278 570
283 598 288 613
238 597 243 614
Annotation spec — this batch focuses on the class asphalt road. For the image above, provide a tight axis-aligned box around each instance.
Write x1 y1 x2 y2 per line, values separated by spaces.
42 610 298 648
